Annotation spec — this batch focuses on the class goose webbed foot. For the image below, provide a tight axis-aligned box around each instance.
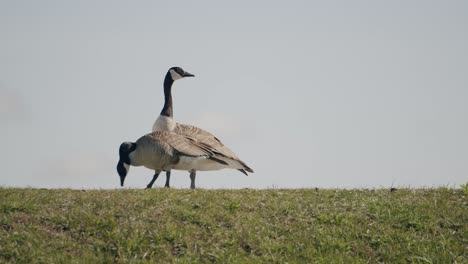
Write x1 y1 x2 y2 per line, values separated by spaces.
146 171 161 189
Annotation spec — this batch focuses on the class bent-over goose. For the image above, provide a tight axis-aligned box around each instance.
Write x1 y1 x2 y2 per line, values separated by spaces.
117 131 247 189
148 67 253 189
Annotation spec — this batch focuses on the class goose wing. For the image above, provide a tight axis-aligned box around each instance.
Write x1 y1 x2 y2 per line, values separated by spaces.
148 131 230 166
144 131 216 157
175 123 254 173
175 123 239 159
175 124 222 146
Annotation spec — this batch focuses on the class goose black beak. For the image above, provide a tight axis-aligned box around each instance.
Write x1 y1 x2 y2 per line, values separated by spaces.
183 72 195 77
117 160 128 187
120 175 126 187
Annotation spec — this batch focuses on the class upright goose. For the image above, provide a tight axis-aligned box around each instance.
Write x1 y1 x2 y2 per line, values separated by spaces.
117 131 245 189
147 66 253 189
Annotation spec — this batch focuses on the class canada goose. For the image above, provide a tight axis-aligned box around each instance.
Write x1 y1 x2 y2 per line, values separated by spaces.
148 66 253 189
117 131 246 189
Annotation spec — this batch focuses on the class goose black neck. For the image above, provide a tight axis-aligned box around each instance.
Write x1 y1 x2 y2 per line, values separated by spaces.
160 73 174 117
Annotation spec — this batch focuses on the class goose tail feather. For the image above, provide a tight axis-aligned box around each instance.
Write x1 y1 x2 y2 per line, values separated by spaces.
238 169 248 176
238 160 254 173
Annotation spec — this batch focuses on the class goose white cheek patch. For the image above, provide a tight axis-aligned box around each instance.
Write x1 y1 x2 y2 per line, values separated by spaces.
124 163 130 173
169 69 183 80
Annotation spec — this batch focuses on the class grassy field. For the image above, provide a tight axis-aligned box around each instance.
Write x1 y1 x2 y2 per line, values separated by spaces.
0 188 466 263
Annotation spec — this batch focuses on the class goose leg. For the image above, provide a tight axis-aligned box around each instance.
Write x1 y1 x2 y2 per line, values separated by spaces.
164 170 171 188
189 170 196 189
146 171 161 189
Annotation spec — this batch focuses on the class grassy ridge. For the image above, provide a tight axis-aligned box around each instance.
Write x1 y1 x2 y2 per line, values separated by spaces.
0 188 466 263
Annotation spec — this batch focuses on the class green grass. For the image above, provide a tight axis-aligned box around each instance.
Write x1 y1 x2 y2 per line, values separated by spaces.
0 188 466 263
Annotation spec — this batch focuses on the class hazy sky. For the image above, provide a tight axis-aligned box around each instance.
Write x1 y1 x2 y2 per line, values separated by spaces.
1 0 467 189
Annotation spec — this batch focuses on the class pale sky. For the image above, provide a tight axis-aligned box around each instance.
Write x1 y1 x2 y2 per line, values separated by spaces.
1 0 467 189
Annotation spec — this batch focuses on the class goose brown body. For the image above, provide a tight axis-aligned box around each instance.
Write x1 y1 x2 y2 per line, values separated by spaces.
118 131 233 186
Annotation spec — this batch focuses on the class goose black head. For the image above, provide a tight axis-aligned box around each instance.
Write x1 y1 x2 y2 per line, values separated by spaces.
168 66 195 81
117 142 137 187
